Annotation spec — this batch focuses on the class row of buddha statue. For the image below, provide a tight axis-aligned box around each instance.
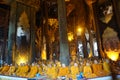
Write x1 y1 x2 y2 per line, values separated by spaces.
0 58 111 79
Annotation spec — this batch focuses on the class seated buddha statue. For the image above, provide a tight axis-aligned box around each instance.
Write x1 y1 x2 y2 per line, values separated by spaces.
5 64 16 75
92 60 107 77
58 63 69 78
20 63 29 77
27 63 38 78
83 62 97 78
0 63 10 75
70 63 79 79
16 63 26 77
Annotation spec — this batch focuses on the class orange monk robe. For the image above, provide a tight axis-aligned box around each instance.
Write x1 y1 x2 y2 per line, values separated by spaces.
5 65 16 75
92 63 107 77
27 65 38 78
58 67 69 77
83 65 97 78
0 65 10 74
70 65 79 79
19 65 29 77
50 66 58 79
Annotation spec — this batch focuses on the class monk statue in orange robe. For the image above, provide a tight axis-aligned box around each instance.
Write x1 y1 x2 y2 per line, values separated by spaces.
92 60 107 77
83 62 97 78
70 63 79 79
58 63 69 78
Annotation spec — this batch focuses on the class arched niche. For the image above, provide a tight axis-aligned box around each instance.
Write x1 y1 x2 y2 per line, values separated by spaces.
7 1 38 65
